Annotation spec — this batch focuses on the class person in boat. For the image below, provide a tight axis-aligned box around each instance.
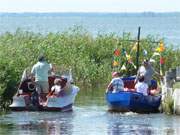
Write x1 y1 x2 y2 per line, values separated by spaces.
48 78 65 97
135 59 161 87
149 80 160 95
135 75 148 96
107 72 124 93
31 55 55 103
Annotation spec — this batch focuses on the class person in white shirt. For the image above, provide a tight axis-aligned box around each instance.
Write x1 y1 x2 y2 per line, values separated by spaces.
51 78 62 95
31 55 54 102
135 75 149 96
135 59 154 86
135 59 162 87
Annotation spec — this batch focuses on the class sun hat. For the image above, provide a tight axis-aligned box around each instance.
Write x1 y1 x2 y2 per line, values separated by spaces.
112 72 118 77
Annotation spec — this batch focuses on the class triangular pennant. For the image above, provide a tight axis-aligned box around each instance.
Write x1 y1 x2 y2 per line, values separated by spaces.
160 57 165 65
149 58 155 63
114 49 120 56
143 49 147 56
114 57 119 61
152 52 160 57
120 64 126 70
122 48 126 56
159 41 165 52
156 41 165 53
113 60 119 67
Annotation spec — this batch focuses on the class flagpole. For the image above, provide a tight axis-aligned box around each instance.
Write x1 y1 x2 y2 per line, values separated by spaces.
136 27 141 72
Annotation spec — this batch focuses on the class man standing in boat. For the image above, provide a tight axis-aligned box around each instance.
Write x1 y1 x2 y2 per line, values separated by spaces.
135 59 161 87
107 72 124 93
135 59 154 86
31 55 54 105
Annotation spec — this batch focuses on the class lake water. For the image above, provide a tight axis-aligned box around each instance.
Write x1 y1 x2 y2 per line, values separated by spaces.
1 88 180 135
0 12 180 47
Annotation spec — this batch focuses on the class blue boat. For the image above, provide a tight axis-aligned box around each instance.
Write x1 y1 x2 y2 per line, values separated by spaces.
106 77 161 113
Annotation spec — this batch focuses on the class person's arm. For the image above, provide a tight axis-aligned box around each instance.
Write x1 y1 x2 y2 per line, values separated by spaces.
30 66 35 81
107 83 113 90
49 63 55 75
47 86 55 97
134 69 140 84
106 80 113 92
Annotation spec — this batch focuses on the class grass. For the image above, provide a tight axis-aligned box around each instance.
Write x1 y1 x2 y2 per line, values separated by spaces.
162 95 174 115
161 81 180 115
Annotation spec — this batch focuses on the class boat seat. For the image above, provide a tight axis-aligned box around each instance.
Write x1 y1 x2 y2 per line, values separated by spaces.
19 78 35 94
19 76 69 95
123 80 135 89
122 77 136 89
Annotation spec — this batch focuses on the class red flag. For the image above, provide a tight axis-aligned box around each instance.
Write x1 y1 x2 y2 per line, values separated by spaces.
160 57 165 65
114 49 120 56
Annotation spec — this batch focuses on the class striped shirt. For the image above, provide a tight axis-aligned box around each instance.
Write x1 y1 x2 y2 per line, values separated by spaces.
110 77 124 92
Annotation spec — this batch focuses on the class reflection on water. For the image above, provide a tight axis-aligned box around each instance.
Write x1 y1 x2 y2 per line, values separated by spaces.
0 111 74 135
1 87 180 134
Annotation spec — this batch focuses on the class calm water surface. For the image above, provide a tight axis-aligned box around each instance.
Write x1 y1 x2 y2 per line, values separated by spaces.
1 88 180 135
0 13 180 47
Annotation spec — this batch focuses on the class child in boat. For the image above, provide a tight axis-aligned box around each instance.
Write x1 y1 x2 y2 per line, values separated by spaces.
49 78 62 97
149 80 160 95
43 78 63 106
135 75 148 96
107 72 124 93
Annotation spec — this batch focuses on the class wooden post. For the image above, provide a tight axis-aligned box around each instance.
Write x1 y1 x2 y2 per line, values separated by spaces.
176 67 180 81
136 27 141 72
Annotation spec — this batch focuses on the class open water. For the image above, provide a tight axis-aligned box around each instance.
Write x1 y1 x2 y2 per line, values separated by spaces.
1 87 180 135
0 12 180 47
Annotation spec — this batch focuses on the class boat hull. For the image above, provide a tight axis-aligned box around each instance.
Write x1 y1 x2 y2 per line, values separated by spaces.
9 104 73 112
9 85 79 112
106 91 161 113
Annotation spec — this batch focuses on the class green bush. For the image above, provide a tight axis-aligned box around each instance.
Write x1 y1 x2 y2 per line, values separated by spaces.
162 95 174 115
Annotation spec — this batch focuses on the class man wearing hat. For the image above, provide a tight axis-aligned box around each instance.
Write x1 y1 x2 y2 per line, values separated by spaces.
135 59 154 86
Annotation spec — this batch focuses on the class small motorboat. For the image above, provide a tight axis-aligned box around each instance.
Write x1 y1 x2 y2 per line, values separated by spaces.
106 77 161 113
9 69 79 112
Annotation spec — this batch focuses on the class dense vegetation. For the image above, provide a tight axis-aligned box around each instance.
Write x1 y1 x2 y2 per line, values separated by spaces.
0 27 180 110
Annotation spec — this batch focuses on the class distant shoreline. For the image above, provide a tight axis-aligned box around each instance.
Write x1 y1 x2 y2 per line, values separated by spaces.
0 11 180 16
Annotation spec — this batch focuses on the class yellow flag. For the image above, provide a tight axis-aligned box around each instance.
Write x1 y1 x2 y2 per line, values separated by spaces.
113 61 119 67
132 42 138 51
126 54 131 60
126 54 132 63
159 42 165 52
156 41 165 52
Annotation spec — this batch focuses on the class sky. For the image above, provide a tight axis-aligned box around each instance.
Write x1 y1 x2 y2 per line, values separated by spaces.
0 0 180 13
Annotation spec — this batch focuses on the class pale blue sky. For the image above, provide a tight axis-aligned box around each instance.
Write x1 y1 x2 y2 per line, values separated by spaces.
0 0 180 12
